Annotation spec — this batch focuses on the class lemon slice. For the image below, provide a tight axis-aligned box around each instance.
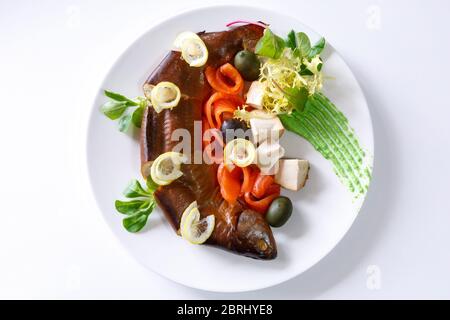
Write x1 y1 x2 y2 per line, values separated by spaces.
150 82 181 113
143 83 154 101
224 138 256 168
180 207 215 244
173 31 202 50
181 38 208 67
150 152 187 186
173 31 208 67
180 201 198 230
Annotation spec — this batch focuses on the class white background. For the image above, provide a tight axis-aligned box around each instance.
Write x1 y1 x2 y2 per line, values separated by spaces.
1 0 449 299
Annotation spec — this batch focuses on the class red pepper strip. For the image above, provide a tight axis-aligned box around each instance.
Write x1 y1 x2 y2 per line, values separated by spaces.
251 174 275 198
217 162 225 182
218 164 242 204
204 92 244 129
244 192 279 214
228 164 242 180
217 163 242 184
265 183 281 196
205 63 244 95
241 166 255 194
222 112 234 122
214 100 236 129
203 128 224 163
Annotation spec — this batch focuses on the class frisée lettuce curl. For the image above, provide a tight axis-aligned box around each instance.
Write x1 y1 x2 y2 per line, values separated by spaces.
255 29 325 115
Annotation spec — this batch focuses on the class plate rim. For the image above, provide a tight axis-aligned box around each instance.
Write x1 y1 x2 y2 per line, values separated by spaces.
86 3 375 293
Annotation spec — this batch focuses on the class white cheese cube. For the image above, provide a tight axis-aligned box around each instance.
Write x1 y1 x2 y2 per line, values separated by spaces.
275 159 310 191
257 142 285 175
246 81 266 109
259 161 280 176
250 117 285 144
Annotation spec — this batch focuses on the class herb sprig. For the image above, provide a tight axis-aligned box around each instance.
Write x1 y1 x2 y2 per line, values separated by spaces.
115 178 159 232
255 28 325 75
101 90 147 132
255 29 326 112
285 30 325 59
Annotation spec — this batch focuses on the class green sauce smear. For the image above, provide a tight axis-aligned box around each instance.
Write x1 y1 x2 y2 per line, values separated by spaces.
280 92 372 198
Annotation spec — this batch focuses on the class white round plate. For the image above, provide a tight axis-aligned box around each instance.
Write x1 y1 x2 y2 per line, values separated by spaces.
87 5 373 292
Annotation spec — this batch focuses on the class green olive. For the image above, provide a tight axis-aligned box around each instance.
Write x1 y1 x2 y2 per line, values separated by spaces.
266 196 293 227
234 50 261 81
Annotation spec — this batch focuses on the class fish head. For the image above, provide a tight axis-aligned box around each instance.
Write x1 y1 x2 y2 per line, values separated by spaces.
236 209 277 260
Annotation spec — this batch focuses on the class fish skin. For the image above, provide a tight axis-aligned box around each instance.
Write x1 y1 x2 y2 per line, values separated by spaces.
140 25 277 259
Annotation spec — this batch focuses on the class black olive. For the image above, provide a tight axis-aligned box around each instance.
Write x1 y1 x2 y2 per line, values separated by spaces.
266 196 293 227
220 119 250 143
234 50 261 81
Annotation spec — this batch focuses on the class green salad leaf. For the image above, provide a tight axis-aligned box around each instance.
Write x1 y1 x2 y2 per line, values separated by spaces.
255 29 286 59
286 31 310 58
101 90 147 132
309 37 326 58
101 101 128 120
285 30 296 51
299 64 314 76
115 179 159 233
294 32 311 58
104 90 139 106
285 30 325 59
284 87 309 112
132 105 145 128
146 176 159 193
115 199 147 215
118 113 132 132
123 211 151 233
123 179 151 198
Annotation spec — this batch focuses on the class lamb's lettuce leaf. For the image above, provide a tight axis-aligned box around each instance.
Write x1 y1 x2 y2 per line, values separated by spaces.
255 29 286 59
